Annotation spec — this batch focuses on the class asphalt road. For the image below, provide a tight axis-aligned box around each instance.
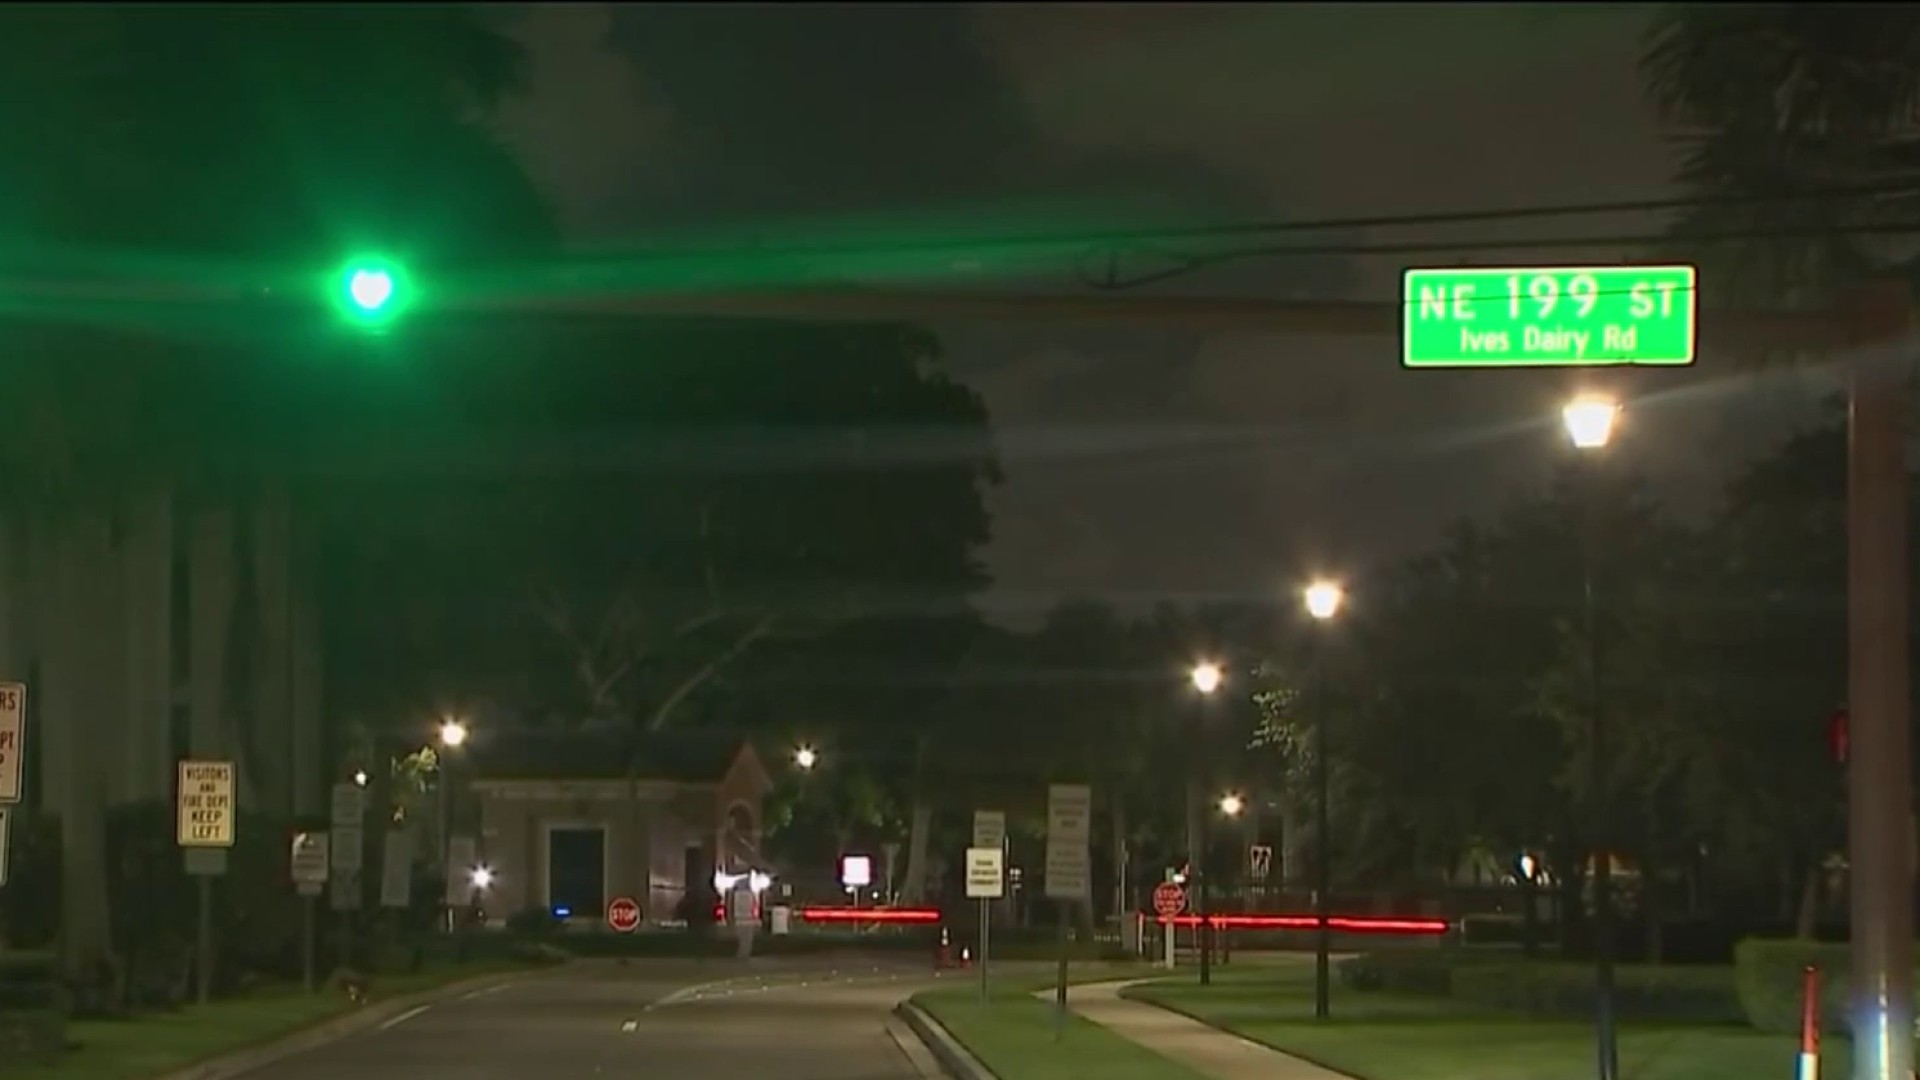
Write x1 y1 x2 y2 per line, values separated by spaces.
240 957 952 1079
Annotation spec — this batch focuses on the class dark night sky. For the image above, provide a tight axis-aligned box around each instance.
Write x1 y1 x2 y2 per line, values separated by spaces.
492 3 1842 625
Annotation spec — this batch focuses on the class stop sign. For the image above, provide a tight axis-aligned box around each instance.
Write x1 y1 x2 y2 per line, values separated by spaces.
606 896 641 933
1152 881 1187 917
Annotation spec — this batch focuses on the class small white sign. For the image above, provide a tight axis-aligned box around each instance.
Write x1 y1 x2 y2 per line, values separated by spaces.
972 810 1005 850
1249 844 1274 882
290 831 330 885
0 682 23 804
1045 784 1091 900
1046 785 1091 844
331 824 365 875
965 847 1004 899
840 854 872 888
330 782 366 829
0 806 11 886
1045 841 1089 900
177 760 236 848
379 829 413 909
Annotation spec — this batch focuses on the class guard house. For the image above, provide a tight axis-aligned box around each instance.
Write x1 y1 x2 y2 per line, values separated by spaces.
469 731 773 926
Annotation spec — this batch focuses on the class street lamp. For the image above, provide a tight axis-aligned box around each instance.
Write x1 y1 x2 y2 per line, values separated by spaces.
437 718 469 934
1302 579 1342 1021
1188 661 1223 987
1218 793 1244 817
1565 393 1620 1080
795 746 818 771
1562 395 1620 450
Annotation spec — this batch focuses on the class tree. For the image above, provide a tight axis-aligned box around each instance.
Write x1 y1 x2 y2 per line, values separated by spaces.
0 5 556 996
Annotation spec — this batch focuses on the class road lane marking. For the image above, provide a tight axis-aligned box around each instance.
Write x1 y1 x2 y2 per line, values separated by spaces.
460 982 514 1001
378 1004 431 1030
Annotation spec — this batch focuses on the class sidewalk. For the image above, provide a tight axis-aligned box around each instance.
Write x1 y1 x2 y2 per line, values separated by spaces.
1051 980 1355 1080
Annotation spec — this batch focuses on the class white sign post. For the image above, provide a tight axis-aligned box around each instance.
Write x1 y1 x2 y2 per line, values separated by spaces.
290 831 330 994
1045 783 1092 1034
177 761 235 848
972 810 1006 850
966 846 1004 1001
379 829 413 909
329 782 366 913
176 759 234 1007
0 682 25 805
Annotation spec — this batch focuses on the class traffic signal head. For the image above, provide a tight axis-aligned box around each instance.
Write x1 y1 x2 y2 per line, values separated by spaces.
330 254 413 329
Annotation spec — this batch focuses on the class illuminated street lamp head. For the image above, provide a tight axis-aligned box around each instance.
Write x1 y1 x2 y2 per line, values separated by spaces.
438 719 468 749
352 769 369 788
1190 661 1224 696
1218 792 1244 817
1562 394 1620 450
469 865 495 890
1304 581 1344 621
794 746 818 771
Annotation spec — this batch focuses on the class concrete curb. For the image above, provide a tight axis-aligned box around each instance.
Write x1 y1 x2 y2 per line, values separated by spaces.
894 1000 996 1080
1115 982 1365 1080
154 968 536 1080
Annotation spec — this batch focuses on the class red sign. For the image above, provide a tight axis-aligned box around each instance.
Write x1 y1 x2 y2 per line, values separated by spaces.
606 896 641 933
1152 882 1187 917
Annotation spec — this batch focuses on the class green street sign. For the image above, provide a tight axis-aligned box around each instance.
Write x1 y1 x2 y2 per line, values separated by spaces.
1401 265 1697 368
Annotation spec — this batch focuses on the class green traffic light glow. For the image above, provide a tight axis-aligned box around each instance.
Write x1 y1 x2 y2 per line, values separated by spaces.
347 268 394 311
330 255 412 328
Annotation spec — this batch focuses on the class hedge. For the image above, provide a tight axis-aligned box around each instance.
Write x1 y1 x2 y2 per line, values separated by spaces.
0 952 65 1069
1451 961 1742 1024
1339 949 1743 1024
1732 938 1855 1036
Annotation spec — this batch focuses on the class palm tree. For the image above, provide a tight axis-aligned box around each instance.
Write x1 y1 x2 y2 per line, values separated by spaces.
1641 9 1920 1077
0 7 554 1000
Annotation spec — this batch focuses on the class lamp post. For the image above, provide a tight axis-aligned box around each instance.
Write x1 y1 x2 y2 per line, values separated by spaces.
1562 394 1620 1080
438 718 469 934
1303 579 1343 1021
794 745 818 771
1189 661 1223 987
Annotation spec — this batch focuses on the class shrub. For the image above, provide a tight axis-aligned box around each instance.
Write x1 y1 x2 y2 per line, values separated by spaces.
0 952 66 1068
1337 949 1499 995
1451 962 1742 1024
1732 938 1851 1035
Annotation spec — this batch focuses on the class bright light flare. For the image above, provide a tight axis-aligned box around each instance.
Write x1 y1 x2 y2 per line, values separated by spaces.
794 746 818 770
439 719 468 748
1304 581 1344 620
1190 662 1224 695
1218 792 1245 817
1563 395 1620 450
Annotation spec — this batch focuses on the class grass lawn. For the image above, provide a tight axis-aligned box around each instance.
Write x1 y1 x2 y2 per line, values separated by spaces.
1 959 540 1080
1125 963 1833 1080
917 977 1210 1080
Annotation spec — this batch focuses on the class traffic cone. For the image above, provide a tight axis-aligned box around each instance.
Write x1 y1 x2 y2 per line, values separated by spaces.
1799 965 1820 1080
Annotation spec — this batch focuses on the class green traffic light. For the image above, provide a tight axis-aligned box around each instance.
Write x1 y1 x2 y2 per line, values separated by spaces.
331 255 412 328
347 268 394 311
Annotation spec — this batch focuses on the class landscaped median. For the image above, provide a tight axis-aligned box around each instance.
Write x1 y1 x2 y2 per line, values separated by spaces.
910 963 1206 1080
0 953 560 1080
1120 953 1841 1080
